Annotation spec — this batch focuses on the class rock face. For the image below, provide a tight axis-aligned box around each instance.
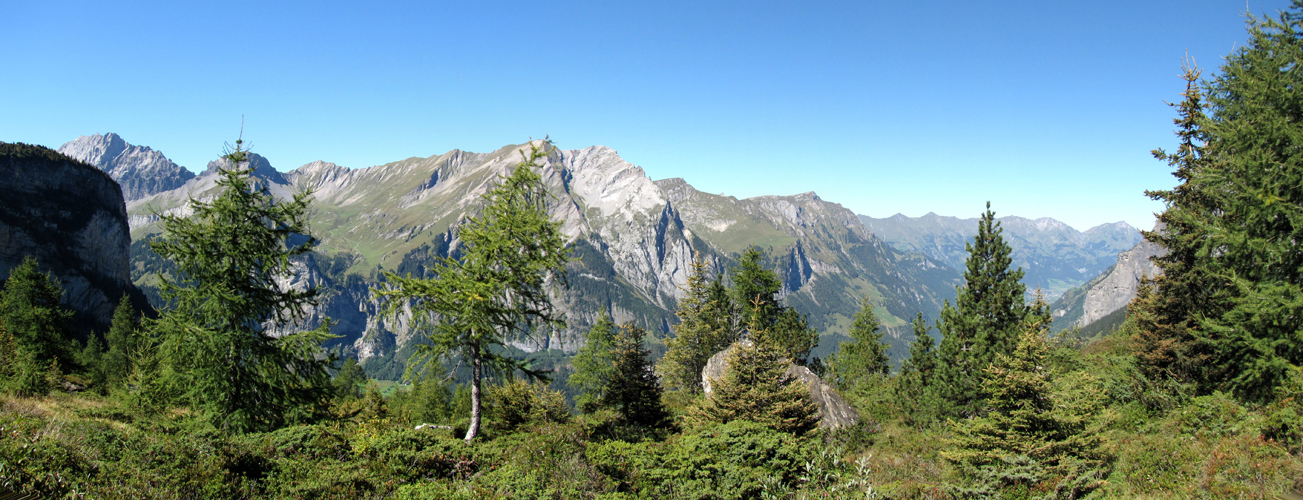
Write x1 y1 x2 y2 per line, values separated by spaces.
58 133 195 202
859 213 1142 301
0 143 145 335
702 340 860 430
1049 226 1166 331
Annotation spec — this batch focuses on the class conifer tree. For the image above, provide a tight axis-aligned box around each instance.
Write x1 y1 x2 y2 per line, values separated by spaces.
944 322 1111 498
728 247 819 366
934 203 1047 418
102 295 140 389
602 323 670 429
1 257 76 371
569 313 618 411
149 138 336 433
1159 5 1303 402
896 313 941 425
659 257 736 394
690 314 820 436
378 140 570 442
828 296 890 393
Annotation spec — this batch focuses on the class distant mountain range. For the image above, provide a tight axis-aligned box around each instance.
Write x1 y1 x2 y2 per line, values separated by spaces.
59 133 967 374
858 213 1142 301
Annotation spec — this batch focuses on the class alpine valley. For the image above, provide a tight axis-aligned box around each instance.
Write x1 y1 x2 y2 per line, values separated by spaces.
56 133 1146 377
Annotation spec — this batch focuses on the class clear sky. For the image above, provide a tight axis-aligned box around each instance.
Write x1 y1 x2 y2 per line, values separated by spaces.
5 0 1293 231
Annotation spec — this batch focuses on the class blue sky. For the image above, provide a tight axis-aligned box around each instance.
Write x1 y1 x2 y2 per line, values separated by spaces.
5 0 1292 231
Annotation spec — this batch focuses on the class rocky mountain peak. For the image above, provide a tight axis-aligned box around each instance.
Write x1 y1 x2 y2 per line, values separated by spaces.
58 133 195 201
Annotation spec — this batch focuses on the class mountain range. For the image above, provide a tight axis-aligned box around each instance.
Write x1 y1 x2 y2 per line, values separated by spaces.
859 213 1142 301
54 133 1150 375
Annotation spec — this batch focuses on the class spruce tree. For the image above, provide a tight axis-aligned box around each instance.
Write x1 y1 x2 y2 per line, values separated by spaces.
934 203 1047 418
659 257 736 394
602 323 670 429
149 138 336 433
828 296 890 393
377 140 570 442
896 313 942 425
569 313 618 411
102 295 140 389
728 247 818 366
0 257 76 372
944 322 1111 498
690 315 820 436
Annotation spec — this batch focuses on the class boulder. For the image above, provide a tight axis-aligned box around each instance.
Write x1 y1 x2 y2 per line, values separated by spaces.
702 339 860 429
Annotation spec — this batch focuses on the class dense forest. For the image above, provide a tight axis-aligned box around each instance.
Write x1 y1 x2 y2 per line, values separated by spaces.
5 4 1303 499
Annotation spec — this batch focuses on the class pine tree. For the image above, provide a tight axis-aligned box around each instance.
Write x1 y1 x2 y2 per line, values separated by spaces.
569 313 618 411
828 296 890 393
944 322 1111 498
149 138 336 433
377 140 570 442
602 323 670 429
731 248 782 328
933 203 1047 418
690 316 820 436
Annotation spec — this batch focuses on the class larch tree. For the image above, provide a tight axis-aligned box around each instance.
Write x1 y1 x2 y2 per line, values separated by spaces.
149 138 336 433
377 140 570 443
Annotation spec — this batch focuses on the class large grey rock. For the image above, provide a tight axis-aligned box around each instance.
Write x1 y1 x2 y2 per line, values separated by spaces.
0 143 146 335
58 133 195 202
701 340 860 430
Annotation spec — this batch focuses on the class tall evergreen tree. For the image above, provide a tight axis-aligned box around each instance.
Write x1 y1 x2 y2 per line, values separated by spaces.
149 138 336 433
828 296 890 393
378 140 570 442
728 247 819 366
659 257 736 394
0 257 76 371
603 323 670 429
934 203 1047 418
569 312 618 412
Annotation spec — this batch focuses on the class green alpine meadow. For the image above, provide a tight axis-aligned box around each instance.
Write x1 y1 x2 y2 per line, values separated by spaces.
5 2 1303 499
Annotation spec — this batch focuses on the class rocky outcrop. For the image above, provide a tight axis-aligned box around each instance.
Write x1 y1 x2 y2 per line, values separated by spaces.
1050 227 1165 330
58 133 195 202
702 340 860 430
0 143 145 335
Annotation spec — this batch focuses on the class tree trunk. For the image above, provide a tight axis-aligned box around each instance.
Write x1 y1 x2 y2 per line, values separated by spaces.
465 342 483 443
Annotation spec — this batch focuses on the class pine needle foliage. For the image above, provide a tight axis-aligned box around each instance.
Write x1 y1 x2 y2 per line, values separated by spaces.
376 140 570 442
0 257 76 395
149 138 336 433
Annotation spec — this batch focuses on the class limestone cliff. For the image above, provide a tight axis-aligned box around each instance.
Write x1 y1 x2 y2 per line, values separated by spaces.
0 143 145 335
1050 227 1165 331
